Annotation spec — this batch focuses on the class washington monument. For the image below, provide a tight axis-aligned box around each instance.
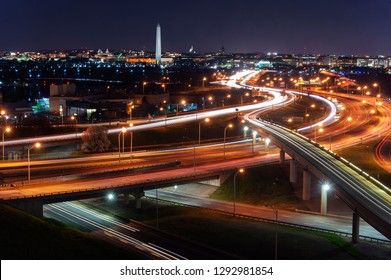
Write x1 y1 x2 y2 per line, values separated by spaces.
156 24 161 65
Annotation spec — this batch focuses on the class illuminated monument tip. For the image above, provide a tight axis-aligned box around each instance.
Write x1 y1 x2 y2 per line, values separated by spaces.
156 23 161 65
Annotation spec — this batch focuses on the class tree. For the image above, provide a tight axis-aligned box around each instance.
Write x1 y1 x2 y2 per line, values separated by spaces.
81 126 111 152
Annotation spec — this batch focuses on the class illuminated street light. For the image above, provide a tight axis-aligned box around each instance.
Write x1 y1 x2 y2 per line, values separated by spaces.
265 138 271 151
128 102 135 120
233 168 244 217
107 193 115 200
243 126 249 138
198 117 210 145
224 123 233 159
321 184 330 214
28 142 41 184
373 82 380 96
314 124 323 142
176 100 186 116
142 82 147 93
202 77 207 87
2 126 11 160
70 115 78 137
118 127 126 164
59 106 64 125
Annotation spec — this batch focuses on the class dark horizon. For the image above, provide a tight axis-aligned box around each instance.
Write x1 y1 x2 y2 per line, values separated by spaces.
1 0 391 56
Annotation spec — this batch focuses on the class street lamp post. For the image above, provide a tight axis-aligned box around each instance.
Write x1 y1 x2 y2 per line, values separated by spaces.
142 82 147 94
70 115 77 138
128 103 134 121
202 77 206 87
198 117 210 145
243 126 248 138
28 142 41 184
176 100 186 116
2 127 11 160
233 168 244 217
265 138 271 151
321 184 330 214
224 123 233 159
1 110 7 126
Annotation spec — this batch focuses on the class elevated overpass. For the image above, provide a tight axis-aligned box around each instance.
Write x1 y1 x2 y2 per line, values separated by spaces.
0 155 275 216
245 111 391 242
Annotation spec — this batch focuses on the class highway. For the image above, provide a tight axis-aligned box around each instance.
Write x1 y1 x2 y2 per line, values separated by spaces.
44 201 232 259
245 111 391 240
2 90 290 147
1 69 390 244
145 189 387 241
0 153 280 200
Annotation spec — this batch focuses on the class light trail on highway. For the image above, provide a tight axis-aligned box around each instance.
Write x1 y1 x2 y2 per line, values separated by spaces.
244 109 391 240
44 201 186 260
145 189 388 241
2 89 289 147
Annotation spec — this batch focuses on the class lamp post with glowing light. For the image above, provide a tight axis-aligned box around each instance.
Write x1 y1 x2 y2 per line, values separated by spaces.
70 115 78 137
142 82 147 93
202 77 207 87
243 126 249 138
224 123 233 159
28 142 41 184
314 127 323 142
198 117 210 145
373 83 380 96
321 184 330 214
59 106 64 125
128 102 134 121
265 138 271 151
1 110 6 126
2 127 11 160
176 100 186 116
233 168 244 217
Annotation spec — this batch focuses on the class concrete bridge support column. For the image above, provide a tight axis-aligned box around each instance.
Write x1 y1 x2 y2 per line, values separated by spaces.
289 159 297 183
302 170 311 200
7 198 43 217
123 193 130 205
279 150 285 164
133 190 145 209
352 210 360 243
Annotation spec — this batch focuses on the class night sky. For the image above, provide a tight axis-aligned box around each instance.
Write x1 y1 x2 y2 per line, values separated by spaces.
1 0 391 55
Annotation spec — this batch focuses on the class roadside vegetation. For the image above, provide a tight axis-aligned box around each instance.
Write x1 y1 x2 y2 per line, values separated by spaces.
0 204 144 259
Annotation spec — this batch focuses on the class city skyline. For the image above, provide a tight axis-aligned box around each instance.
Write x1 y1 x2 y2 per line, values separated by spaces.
1 0 391 55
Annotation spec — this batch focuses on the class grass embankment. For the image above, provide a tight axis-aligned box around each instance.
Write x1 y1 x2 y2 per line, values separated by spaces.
211 164 307 211
84 198 365 260
0 204 144 260
337 140 391 187
261 96 327 129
